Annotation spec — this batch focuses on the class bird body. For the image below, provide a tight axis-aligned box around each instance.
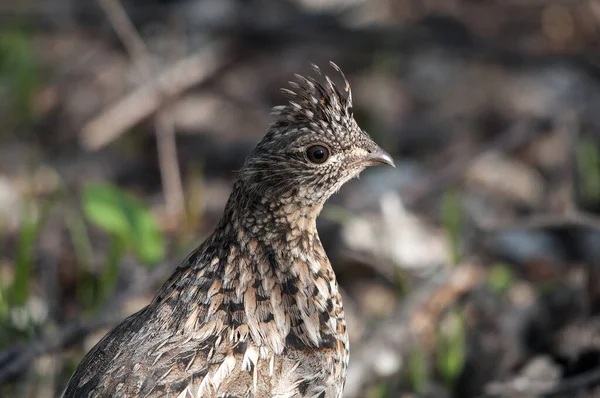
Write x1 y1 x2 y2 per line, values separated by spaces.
62 63 394 398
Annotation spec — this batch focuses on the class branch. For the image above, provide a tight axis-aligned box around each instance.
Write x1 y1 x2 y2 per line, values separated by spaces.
92 0 233 218
79 42 230 151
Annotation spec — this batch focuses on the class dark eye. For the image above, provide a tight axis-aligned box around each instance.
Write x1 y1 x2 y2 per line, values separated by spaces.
306 145 330 164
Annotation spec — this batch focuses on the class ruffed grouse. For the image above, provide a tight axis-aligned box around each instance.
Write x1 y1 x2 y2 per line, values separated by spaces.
62 63 394 398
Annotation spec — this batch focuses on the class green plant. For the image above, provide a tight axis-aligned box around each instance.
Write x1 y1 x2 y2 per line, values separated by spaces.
8 200 44 307
487 263 514 295
365 381 388 398
437 309 466 387
408 344 429 395
65 211 97 310
82 183 165 264
0 29 38 125
81 183 165 299
576 138 600 203
441 190 463 265
0 274 7 323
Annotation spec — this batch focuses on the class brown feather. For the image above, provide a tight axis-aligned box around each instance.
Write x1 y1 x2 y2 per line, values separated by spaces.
62 63 392 398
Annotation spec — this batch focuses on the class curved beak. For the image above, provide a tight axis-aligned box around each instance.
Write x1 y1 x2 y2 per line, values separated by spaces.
365 146 395 168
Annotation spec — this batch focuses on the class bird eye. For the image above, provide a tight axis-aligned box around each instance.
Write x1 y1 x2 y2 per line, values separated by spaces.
306 145 330 164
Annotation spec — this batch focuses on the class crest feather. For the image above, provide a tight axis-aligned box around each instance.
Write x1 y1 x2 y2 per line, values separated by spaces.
271 62 353 125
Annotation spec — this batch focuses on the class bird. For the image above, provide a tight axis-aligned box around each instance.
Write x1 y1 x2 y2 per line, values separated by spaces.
61 63 395 398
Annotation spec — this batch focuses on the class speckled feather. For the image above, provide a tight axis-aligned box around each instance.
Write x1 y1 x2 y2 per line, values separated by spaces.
62 63 388 398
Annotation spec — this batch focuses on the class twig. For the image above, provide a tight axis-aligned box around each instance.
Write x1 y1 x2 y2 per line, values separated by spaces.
97 0 182 218
97 0 149 64
79 43 229 151
155 108 185 218
556 112 580 215
94 0 229 218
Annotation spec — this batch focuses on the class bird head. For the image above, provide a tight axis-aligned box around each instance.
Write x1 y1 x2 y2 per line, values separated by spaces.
239 63 394 210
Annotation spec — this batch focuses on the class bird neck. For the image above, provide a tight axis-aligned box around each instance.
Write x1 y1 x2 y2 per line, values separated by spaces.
198 182 339 352
220 180 324 247
157 180 341 354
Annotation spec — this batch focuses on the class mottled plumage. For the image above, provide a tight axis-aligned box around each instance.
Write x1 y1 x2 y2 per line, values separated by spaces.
62 63 394 398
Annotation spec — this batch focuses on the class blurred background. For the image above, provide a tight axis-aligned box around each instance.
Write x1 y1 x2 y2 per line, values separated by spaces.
1 0 600 397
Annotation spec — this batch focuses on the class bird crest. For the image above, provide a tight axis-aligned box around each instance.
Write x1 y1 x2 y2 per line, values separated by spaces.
271 62 354 128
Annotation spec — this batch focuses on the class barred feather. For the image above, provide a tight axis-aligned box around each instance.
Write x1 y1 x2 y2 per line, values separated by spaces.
62 63 392 398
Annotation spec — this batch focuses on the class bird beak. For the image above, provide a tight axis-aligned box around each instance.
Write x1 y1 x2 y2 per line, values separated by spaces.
364 146 395 168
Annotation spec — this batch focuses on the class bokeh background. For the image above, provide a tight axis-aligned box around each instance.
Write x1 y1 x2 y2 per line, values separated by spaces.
1 0 600 397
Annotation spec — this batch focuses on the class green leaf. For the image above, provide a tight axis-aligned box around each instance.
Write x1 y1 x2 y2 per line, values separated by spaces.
441 190 462 265
99 236 125 302
0 276 7 322
66 212 98 310
437 309 466 386
82 184 133 237
9 202 43 306
82 184 165 265
576 139 600 202
487 263 514 295
132 205 165 264
408 345 429 394
66 212 94 271
0 30 38 124
365 382 388 398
